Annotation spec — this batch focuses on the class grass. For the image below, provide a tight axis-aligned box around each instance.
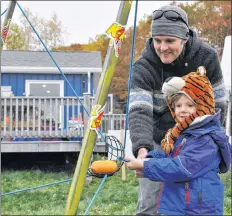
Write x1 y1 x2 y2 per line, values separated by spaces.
1 167 138 215
1 164 231 215
221 168 232 215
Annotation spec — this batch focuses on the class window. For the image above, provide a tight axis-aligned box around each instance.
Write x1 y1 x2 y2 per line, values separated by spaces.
25 80 64 128
25 80 64 97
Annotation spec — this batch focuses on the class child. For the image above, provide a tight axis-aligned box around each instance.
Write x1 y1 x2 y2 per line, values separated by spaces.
125 66 231 215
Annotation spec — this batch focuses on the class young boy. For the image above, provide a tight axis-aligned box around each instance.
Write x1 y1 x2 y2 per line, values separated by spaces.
126 66 231 215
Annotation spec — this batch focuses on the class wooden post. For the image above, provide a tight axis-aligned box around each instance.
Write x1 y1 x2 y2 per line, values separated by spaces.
83 92 91 131
225 90 231 136
121 128 126 181
83 92 92 184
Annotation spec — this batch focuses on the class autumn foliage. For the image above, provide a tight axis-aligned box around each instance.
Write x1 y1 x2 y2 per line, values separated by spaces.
174 1 231 57
54 1 231 113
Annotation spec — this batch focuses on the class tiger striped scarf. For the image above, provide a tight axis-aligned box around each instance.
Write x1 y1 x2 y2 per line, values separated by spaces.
161 66 215 154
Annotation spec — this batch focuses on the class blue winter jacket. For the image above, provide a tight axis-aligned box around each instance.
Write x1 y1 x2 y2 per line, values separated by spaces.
144 109 231 215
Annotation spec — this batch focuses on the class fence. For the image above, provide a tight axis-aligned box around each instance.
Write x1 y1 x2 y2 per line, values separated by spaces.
0 95 126 140
1 93 230 140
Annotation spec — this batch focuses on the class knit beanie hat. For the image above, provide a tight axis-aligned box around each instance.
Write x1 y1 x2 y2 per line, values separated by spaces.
161 66 215 154
151 5 189 40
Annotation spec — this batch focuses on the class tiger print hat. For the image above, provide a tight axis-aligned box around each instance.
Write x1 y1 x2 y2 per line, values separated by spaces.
161 66 215 154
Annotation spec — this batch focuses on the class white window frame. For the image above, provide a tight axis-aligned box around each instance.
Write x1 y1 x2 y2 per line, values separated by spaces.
25 80 64 97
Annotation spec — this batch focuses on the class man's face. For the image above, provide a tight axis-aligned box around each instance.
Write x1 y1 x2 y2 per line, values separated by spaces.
153 36 187 64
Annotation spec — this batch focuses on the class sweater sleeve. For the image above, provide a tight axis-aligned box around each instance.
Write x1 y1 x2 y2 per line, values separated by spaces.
129 64 154 157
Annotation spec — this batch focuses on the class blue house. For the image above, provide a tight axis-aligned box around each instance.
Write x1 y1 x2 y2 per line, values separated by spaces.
1 50 102 97
1 50 103 142
0 50 122 153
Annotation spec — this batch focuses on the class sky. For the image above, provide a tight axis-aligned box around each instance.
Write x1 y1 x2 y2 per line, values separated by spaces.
1 1 173 45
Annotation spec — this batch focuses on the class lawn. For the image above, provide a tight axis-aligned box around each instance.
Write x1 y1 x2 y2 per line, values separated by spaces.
1 165 231 215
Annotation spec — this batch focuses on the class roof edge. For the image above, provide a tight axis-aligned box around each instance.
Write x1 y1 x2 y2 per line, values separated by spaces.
1 66 102 73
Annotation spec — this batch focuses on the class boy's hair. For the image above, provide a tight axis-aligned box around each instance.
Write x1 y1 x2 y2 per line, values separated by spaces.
161 66 215 154
170 94 182 109
170 93 196 110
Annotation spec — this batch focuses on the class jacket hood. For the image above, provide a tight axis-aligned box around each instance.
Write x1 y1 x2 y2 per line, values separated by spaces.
141 29 201 67
183 109 231 173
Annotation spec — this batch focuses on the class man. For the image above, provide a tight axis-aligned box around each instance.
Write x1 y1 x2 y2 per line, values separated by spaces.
128 5 227 216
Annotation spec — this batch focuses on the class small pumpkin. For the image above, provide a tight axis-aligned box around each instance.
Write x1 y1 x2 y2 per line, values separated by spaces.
5 116 11 126
90 160 118 174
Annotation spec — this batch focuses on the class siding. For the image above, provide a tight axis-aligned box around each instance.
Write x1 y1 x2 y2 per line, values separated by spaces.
1 73 93 96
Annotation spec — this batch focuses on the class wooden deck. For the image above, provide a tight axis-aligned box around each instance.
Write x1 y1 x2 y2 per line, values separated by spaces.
1 95 127 153
1 141 106 153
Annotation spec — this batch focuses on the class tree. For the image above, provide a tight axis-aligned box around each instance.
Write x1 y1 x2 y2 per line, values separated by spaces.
41 12 66 49
54 33 110 66
110 14 152 109
5 23 26 50
5 8 67 50
83 34 110 65
19 7 41 50
52 1 231 113
111 0 231 111
175 1 231 57
53 43 84 51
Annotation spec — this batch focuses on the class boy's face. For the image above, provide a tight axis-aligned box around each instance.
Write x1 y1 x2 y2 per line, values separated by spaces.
153 36 187 64
173 95 196 122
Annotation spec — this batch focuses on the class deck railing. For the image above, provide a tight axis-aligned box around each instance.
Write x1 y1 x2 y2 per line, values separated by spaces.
1 93 230 141
0 96 126 140
225 90 231 137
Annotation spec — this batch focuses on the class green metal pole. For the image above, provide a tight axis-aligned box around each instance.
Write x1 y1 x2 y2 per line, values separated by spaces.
65 1 133 215
0 1 16 142
0 0 16 53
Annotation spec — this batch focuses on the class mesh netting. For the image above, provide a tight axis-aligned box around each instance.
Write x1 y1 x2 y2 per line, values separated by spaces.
88 136 125 178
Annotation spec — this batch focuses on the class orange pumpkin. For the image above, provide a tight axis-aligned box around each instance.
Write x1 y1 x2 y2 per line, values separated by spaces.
5 116 11 126
90 160 118 174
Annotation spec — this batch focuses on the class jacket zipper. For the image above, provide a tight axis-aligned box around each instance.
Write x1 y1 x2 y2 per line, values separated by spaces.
173 138 186 157
157 138 188 212
173 138 190 204
199 178 203 203
185 182 190 203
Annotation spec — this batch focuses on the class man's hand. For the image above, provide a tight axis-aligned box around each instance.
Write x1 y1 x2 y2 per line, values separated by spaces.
137 147 148 159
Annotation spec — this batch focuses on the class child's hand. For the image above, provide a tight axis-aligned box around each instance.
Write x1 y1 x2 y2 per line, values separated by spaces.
125 157 145 178
125 157 143 170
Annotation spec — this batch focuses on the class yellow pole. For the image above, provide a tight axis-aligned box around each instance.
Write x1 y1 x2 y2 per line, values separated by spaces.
65 1 133 215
